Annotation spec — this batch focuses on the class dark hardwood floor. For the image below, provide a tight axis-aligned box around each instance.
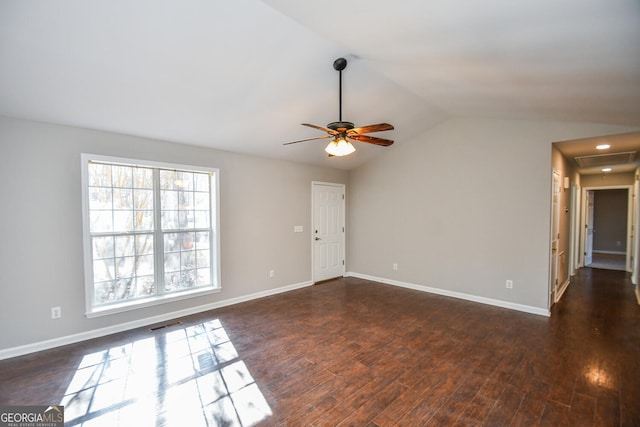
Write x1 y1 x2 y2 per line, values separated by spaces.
1 268 639 426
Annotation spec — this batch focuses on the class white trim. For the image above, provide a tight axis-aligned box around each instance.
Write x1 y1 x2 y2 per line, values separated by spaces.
592 250 626 255
580 185 633 273
569 183 580 276
346 272 549 317
556 278 571 302
0 280 313 361
86 287 221 318
549 169 561 308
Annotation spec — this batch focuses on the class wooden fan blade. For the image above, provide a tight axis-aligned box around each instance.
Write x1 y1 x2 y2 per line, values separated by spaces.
349 134 394 146
349 123 394 135
283 135 333 145
302 123 338 135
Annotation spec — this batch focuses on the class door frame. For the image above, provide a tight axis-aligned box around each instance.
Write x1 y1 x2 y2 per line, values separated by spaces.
549 169 561 308
311 181 346 282
569 182 581 276
579 185 634 272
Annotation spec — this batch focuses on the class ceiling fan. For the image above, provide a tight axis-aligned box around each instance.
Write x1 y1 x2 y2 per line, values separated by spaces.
283 57 394 156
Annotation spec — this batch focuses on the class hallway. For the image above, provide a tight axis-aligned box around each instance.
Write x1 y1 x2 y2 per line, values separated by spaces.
549 267 640 425
588 253 627 271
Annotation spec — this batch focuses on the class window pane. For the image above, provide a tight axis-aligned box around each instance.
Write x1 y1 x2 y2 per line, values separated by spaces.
113 188 133 210
161 210 179 230
194 173 210 192
135 210 154 231
164 233 180 252
136 255 154 276
195 232 210 249
179 210 193 229
197 268 211 286
112 165 132 188
89 187 112 210
176 270 196 289
196 250 210 268
136 234 154 255
134 189 153 210
117 256 135 278
115 235 135 257
93 236 114 260
90 210 113 233
134 276 155 296
179 191 193 209
160 170 176 190
195 192 209 210
162 231 209 294
93 259 114 283
181 250 196 270
94 281 116 305
181 232 195 249
112 277 135 301
161 190 178 211
113 211 133 232
164 253 180 273
133 168 153 189
88 164 112 187
176 171 193 191
195 211 209 228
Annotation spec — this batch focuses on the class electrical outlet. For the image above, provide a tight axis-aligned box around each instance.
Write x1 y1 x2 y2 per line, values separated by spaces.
269 270 275 278
51 306 61 319
392 263 398 271
506 280 513 289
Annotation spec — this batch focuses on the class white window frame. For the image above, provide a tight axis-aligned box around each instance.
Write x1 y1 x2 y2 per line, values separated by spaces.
81 153 221 318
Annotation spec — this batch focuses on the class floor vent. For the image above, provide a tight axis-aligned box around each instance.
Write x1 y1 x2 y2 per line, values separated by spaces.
574 151 636 168
149 320 183 331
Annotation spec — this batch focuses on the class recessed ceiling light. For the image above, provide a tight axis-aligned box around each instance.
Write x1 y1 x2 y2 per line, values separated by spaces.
596 144 611 150
602 167 612 172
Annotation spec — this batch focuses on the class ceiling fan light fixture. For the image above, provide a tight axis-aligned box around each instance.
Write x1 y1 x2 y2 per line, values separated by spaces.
325 136 355 156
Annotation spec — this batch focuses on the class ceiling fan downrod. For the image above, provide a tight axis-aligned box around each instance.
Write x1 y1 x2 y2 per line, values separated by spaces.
329 58 354 132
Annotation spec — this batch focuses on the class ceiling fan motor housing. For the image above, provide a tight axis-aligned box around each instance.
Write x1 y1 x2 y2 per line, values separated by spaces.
327 121 354 131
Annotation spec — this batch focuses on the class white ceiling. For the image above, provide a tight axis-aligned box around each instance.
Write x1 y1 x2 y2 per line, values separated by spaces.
1 0 639 170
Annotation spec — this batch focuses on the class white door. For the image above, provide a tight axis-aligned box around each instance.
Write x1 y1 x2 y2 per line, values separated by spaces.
550 170 560 306
312 183 345 282
585 190 595 265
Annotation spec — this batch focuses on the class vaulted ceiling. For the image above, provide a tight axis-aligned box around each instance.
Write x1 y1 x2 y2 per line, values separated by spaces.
1 1 639 170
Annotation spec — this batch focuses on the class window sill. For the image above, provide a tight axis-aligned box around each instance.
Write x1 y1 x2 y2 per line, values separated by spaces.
86 286 221 318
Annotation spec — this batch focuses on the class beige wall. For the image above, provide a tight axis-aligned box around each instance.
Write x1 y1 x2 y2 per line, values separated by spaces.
0 116 348 351
348 117 639 311
592 189 628 253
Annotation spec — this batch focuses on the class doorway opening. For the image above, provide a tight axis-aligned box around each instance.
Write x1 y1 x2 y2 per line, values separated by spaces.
580 186 633 273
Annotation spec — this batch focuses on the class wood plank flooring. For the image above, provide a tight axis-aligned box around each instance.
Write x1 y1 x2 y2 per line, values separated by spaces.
1 267 639 426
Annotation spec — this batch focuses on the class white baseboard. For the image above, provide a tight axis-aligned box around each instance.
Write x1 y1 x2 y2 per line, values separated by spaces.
556 278 571 302
592 250 626 255
346 272 549 317
0 280 313 361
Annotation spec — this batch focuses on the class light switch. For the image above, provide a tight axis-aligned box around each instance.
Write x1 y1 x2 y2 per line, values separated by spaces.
294 225 303 233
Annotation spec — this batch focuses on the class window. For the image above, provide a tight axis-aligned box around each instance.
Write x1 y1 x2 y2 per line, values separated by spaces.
81 154 220 317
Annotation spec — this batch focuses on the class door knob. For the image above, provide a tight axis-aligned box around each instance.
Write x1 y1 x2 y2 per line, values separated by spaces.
315 237 321 241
